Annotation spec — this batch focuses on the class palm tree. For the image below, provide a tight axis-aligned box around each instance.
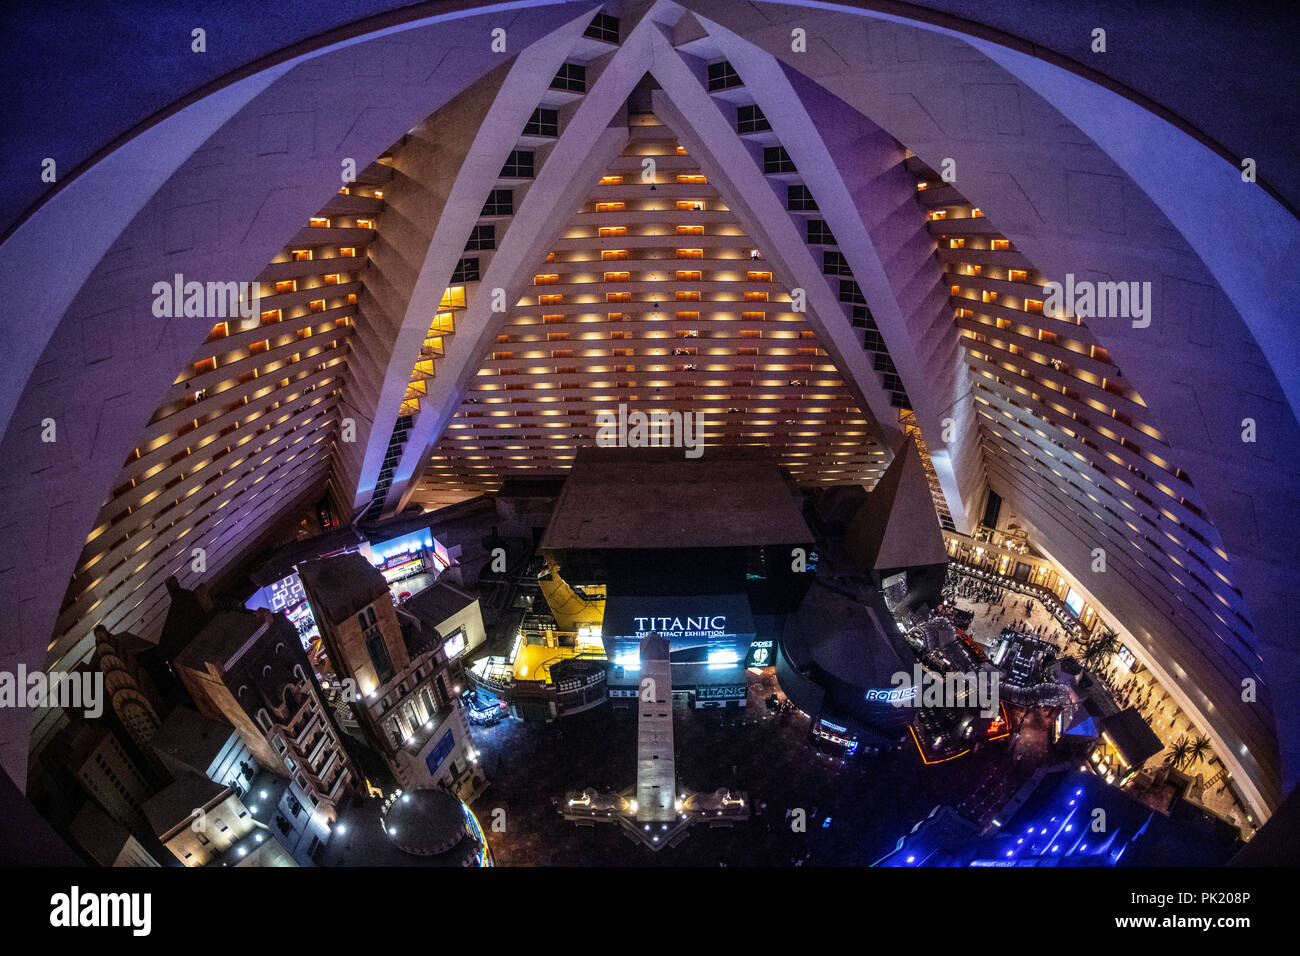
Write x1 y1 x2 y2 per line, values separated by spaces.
1082 629 1120 673
1188 736 1213 768
1164 736 1192 771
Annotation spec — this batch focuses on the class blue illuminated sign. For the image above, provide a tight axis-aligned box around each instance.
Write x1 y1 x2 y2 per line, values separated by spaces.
426 729 455 775
865 686 917 703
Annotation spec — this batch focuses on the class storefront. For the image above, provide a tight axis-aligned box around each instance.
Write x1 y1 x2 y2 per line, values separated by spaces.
602 593 756 705
812 716 860 755
1088 708 1162 785
246 570 320 647
694 682 748 709
366 528 450 591
602 594 755 668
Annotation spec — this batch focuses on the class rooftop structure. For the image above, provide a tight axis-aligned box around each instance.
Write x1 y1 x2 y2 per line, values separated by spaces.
297 553 392 627
540 447 813 552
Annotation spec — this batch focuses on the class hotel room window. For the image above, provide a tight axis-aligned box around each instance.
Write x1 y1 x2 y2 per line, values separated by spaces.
465 224 496 251
787 184 817 211
839 280 866 304
451 258 479 283
584 12 619 43
481 189 514 216
823 251 853 276
500 150 535 178
807 220 836 245
523 108 559 137
736 104 771 134
763 146 796 174
707 60 742 91
551 63 586 93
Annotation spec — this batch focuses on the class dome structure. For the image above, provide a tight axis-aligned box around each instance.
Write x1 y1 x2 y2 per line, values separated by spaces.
380 788 490 865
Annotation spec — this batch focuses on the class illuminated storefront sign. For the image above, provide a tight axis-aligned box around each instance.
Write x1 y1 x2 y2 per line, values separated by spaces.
632 615 726 637
605 596 753 640
696 684 746 701
380 552 422 572
814 718 859 754
865 685 918 704
603 595 754 673
368 529 443 578
746 640 774 667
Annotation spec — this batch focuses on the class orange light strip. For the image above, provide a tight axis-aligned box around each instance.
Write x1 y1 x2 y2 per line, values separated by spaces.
909 724 971 765
986 702 1011 741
